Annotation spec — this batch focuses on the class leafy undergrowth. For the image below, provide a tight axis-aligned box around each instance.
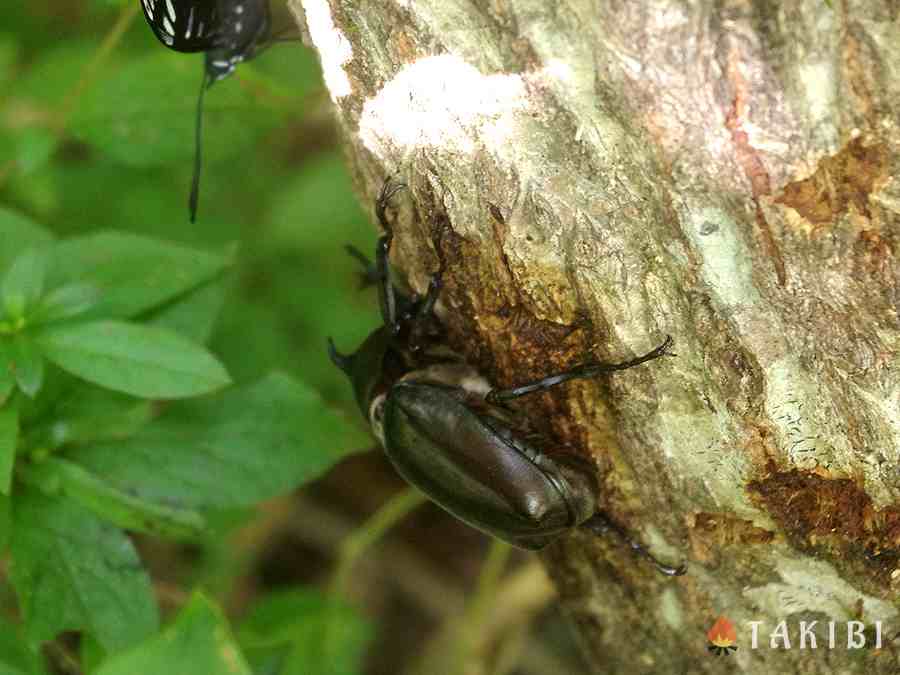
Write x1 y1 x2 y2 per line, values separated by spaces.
0 215 371 672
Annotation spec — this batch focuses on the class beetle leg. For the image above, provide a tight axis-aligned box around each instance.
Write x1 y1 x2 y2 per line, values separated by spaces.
581 512 687 576
374 179 407 335
418 271 442 319
486 335 675 403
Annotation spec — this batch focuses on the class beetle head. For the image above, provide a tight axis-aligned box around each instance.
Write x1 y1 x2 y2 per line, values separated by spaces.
328 327 396 418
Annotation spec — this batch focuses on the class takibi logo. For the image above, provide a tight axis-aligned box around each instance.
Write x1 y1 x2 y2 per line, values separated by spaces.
705 616 887 654
707 616 738 656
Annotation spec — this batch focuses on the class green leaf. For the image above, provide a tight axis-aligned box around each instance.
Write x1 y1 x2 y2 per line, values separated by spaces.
0 208 54 275
25 386 152 451
0 407 18 495
79 635 106 675
29 282 101 326
2 248 47 320
10 127 58 177
47 232 230 320
37 320 231 399
72 373 367 509
9 491 158 651
0 494 9 555
9 334 44 398
0 339 13 406
94 593 251 675
0 613 48 675
147 277 229 345
21 457 205 538
238 589 372 675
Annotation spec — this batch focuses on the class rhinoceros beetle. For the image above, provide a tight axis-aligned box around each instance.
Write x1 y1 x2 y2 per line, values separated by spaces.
328 181 685 576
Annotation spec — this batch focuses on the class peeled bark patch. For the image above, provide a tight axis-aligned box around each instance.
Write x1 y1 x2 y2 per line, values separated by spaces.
776 138 889 226
748 465 900 591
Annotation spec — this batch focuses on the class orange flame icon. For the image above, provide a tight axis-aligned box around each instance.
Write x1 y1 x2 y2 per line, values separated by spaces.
707 616 738 656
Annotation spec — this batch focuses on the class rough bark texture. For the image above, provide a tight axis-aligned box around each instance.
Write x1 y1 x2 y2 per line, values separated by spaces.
292 1 899 672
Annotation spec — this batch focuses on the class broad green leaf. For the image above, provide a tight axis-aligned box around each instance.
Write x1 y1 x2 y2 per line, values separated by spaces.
0 408 18 495
72 373 367 509
213 254 377 406
10 127 58 177
14 366 89 433
0 613 48 675
239 589 372 675
0 494 9 554
9 334 44 398
24 386 152 451
47 232 230 320
22 457 205 538
9 491 158 650
148 277 229 345
2 248 47 320
79 635 106 675
94 594 251 675
0 209 54 274
0 380 11 408
29 282 101 326
37 320 231 399
0 339 13 405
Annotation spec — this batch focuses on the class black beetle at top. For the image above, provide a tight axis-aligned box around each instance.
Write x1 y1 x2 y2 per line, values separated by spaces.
328 181 685 576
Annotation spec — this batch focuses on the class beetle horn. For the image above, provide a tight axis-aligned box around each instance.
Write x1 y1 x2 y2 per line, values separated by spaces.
327 337 355 373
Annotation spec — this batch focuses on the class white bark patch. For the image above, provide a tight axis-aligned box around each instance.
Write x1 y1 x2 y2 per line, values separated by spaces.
658 587 685 631
744 556 898 624
301 0 352 100
683 206 761 311
796 61 838 144
849 384 900 506
358 54 529 158
656 405 755 515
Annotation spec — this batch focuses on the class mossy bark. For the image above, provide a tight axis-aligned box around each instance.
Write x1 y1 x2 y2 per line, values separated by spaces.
292 1 900 672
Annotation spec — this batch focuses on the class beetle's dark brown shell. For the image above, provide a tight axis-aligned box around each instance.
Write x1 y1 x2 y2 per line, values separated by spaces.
382 382 595 550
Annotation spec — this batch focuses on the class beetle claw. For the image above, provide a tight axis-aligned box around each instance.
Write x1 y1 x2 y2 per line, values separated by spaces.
580 513 686 577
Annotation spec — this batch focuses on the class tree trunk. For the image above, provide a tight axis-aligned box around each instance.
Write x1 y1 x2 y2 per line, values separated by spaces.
292 1 899 672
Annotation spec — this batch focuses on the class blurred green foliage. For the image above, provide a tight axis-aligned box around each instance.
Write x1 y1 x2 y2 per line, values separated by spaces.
1 1 383 672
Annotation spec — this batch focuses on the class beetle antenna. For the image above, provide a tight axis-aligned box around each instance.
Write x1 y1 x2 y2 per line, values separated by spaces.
580 513 686 576
188 72 211 224
327 337 354 373
375 178 407 234
486 335 675 403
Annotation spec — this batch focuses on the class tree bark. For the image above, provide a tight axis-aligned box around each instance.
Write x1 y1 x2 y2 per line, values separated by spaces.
292 1 899 672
